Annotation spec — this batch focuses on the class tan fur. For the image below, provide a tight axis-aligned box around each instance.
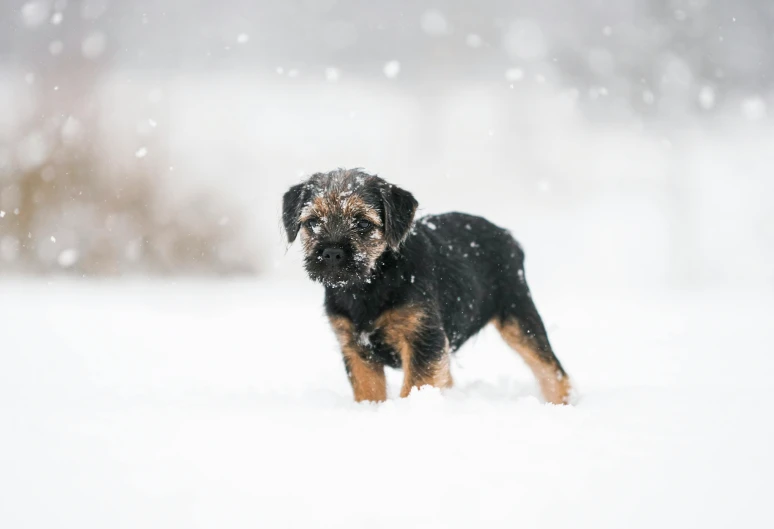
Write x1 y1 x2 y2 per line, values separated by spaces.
299 187 387 270
376 307 453 397
329 315 386 402
301 194 382 227
493 319 572 404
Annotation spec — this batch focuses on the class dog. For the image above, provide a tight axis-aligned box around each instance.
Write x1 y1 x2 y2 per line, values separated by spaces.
282 168 572 404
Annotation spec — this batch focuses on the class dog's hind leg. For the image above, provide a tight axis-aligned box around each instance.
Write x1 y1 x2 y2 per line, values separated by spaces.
494 280 572 404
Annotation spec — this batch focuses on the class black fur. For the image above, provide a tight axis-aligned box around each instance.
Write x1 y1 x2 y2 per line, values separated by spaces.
282 183 308 243
380 184 418 250
325 213 555 362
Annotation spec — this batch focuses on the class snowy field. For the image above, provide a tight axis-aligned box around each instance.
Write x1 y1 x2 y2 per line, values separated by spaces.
1 280 772 528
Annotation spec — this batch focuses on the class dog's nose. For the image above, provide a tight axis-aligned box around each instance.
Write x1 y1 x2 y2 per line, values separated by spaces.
322 248 345 267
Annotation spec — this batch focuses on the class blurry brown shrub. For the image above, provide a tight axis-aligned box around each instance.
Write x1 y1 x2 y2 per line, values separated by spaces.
0 134 258 276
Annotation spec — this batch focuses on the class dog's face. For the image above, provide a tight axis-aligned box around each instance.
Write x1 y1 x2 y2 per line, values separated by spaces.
283 169 417 288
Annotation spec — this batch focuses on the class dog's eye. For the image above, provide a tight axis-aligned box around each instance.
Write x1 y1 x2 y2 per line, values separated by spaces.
305 218 320 230
356 219 373 231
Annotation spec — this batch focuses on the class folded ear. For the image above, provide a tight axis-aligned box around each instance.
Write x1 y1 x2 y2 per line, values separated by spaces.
380 184 418 251
282 183 309 243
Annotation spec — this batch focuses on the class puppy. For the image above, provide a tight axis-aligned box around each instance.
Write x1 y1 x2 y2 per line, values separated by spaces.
283 168 572 404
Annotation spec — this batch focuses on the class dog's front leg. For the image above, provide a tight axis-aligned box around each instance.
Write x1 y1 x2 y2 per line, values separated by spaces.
375 305 453 398
397 339 453 398
329 315 386 402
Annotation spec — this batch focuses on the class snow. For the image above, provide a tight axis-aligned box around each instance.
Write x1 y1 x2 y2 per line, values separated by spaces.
466 34 483 48
80 0 108 21
699 86 716 109
383 60 401 79
48 40 64 56
505 67 524 81
135 147 148 158
503 19 547 61
1 281 771 528
21 1 50 28
61 116 83 143
324 67 341 82
420 10 451 36
16 132 50 170
741 97 767 121
147 88 164 104
81 32 107 59
0 236 19 261
57 248 79 267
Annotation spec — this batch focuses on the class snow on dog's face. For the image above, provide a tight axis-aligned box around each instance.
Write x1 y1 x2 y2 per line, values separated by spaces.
282 168 417 288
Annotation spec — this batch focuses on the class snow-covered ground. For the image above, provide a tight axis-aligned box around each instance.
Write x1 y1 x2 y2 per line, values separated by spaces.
1 280 772 528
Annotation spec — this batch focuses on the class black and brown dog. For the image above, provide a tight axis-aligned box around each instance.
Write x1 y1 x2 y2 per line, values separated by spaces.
283 168 572 404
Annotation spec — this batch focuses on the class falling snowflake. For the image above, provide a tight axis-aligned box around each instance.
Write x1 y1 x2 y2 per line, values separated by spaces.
503 19 546 61
466 34 482 48
420 10 450 36
505 68 524 82
325 67 341 82
698 86 716 110
383 60 401 79
82 32 107 59
48 41 64 56
135 147 148 158
742 97 767 121
21 1 50 28
57 249 79 268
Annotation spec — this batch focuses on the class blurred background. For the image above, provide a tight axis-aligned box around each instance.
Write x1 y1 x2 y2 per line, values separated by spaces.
0 0 772 291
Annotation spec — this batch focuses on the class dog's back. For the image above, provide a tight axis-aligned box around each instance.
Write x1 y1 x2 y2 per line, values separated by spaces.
408 212 526 351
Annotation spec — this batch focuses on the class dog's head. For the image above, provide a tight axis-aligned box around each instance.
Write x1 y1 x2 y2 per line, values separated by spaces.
282 168 417 288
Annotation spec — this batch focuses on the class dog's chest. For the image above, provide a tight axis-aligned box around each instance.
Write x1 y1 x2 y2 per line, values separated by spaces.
354 325 401 368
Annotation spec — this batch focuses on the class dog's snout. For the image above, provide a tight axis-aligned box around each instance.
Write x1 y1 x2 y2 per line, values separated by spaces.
322 248 345 267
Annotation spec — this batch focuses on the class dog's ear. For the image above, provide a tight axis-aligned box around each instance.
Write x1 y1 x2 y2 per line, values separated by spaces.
282 183 309 243
380 184 418 251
